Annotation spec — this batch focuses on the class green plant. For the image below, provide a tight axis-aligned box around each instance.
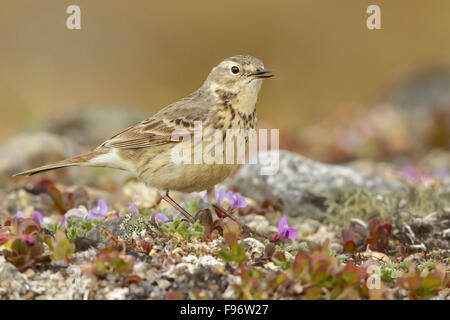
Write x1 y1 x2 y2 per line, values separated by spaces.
235 267 288 299
158 215 204 239
380 261 410 283
233 241 393 300
289 241 368 299
217 220 247 265
46 222 64 234
64 218 99 241
86 246 135 275
397 263 449 299
45 229 75 261
186 198 200 215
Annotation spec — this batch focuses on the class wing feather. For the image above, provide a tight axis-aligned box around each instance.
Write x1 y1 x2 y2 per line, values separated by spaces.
96 92 211 150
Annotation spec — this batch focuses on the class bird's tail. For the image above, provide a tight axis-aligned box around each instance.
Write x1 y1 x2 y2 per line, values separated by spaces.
13 152 95 177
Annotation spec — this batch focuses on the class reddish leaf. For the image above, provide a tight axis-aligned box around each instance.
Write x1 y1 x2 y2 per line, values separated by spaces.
341 228 356 253
367 217 392 252
223 219 241 237
124 274 142 285
0 234 9 245
34 178 65 213
165 291 185 300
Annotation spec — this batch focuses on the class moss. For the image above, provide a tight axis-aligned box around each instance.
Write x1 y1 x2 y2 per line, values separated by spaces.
324 184 449 225
381 261 411 283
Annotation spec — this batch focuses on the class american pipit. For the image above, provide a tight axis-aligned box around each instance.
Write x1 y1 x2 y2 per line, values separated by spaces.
14 55 274 223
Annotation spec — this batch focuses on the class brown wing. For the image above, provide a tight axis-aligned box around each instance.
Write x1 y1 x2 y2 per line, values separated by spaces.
96 91 211 150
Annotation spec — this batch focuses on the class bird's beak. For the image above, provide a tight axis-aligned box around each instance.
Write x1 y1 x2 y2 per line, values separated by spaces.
249 68 275 79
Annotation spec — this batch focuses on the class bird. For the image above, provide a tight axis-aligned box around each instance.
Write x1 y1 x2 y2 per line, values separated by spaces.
14 55 274 223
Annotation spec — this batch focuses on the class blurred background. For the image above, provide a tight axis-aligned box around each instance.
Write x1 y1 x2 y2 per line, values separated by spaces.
0 0 449 169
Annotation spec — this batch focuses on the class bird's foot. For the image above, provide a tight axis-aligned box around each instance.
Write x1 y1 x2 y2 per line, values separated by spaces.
161 192 195 224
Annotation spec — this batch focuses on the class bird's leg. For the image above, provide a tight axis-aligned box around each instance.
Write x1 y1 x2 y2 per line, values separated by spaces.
206 188 216 202
213 204 237 221
161 191 195 224
205 188 266 238
212 203 266 238
205 188 233 219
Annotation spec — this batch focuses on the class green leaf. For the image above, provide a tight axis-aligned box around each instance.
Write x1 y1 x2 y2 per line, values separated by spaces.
50 230 75 261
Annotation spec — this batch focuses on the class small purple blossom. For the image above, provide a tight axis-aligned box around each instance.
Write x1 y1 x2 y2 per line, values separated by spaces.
173 210 180 220
61 216 67 227
401 165 449 186
401 165 421 182
130 202 139 215
226 191 247 209
15 211 24 219
155 213 169 225
203 188 247 209
278 216 298 240
88 199 108 220
32 211 43 224
217 189 226 205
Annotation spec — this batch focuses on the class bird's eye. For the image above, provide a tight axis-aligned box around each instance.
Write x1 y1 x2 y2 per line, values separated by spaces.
231 66 240 74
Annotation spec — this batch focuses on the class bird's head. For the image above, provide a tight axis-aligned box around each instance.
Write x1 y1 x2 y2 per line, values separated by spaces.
201 55 274 111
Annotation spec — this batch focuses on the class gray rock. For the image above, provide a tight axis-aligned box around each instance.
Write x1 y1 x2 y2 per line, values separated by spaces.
234 150 406 217
195 255 224 271
80 214 153 250
378 67 450 109
241 215 278 235
80 217 126 250
0 257 30 299
242 238 265 259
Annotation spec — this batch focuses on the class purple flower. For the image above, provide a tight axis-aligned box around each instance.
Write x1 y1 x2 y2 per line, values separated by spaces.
32 211 43 224
61 216 67 227
278 216 298 240
173 210 180 220
217 188 226 205
15 211 24 219
130 202 139 215
88 199 108 220
401 165 421 182
155 213 169 225
226 191 247 209
203 188 247 209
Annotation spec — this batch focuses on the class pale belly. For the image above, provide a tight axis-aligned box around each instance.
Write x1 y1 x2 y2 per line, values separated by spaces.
143 161 238 192
132 142 240 193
